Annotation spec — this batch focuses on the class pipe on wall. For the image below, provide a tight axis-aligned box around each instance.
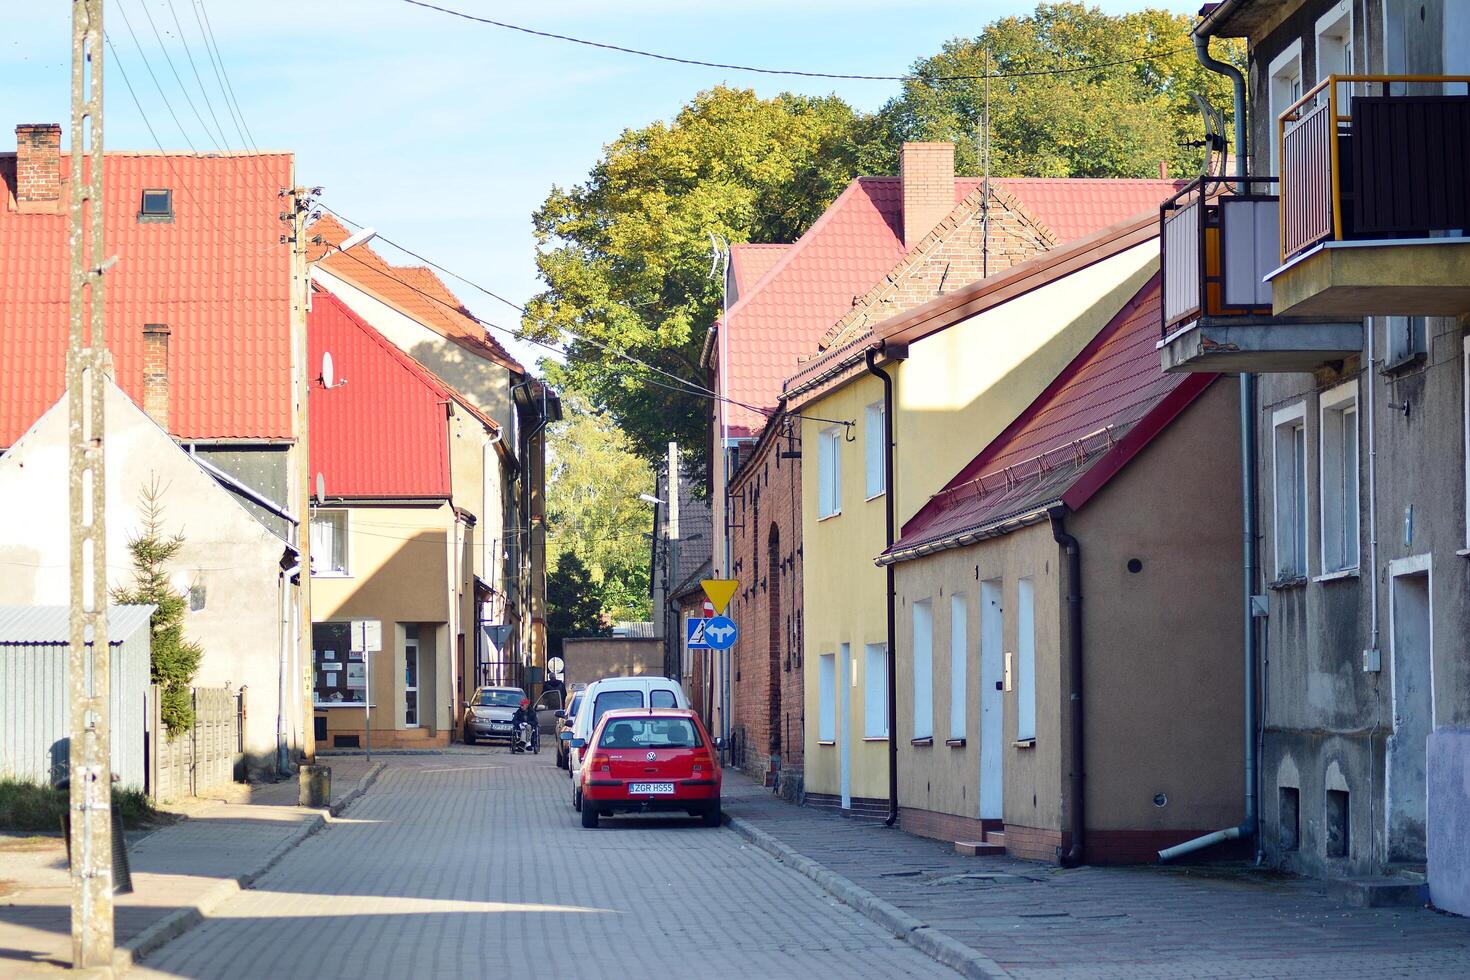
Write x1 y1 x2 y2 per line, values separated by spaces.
1049 508 1085 866
865 348 900 827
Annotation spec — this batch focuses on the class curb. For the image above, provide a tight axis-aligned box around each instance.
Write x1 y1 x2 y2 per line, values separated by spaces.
113 762 386 974
725 813 1009 980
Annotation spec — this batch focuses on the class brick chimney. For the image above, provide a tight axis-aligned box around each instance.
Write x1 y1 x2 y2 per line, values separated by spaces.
900 142 955 250
15 124 62 214
142 324 171 430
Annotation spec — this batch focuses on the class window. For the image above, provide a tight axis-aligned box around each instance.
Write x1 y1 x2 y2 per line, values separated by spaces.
818 426 842 518
1268 40 1304 176
1016 579 1036 742
312 622 362 706
138 188 173 222
864 401 886 499
1464 335 1470 549
1382 316 1428 371
592 690 642 728
310 510 348 575
818 653 836 742
1273 404 1309 579
598 717 702 749
1315 1 1354 104
912 599 933 740
1320 382 1360 573
650 689 677 709
949 594 967 741
863 643 887 738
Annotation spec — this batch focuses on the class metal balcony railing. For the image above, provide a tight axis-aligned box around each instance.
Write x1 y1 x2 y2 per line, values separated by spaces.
1159 176 1278 338
1279 75 1470 261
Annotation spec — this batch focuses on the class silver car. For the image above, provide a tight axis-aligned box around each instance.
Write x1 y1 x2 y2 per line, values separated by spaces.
462 686 527 744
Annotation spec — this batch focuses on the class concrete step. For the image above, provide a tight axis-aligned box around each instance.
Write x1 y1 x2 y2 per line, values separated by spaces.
1326 876 1428 908
955 840 1007 857
983 830 1006 847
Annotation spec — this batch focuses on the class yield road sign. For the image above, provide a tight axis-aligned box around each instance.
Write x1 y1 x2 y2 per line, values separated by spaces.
686 618 712 650
702 615 738 651
701 579 738 615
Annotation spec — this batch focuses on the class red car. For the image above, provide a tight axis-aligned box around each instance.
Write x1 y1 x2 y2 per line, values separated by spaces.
575 708 722 828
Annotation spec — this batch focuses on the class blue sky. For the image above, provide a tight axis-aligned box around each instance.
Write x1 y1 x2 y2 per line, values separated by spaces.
3 0 1192 367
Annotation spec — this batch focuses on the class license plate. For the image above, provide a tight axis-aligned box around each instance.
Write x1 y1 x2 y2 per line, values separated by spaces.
491 723 511 731
628 782 675 795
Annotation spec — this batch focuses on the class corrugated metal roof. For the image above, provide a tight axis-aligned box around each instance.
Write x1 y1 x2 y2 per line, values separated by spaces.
0 151 294 445
0 605 155 644
887 277 1213 559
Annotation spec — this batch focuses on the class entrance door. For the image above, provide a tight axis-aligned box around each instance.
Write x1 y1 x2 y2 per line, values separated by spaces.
979 580 1004 820
839 643 851 810
404 636 421 728
1387 566 1432 862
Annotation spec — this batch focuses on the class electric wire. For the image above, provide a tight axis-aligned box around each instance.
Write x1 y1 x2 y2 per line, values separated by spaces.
133 0 228 150
193 0 261 152
397 0 1189 83
114 1 199 153
166 0 236 152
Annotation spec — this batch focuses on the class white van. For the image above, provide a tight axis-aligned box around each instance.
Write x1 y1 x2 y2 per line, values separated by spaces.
565 676 688 811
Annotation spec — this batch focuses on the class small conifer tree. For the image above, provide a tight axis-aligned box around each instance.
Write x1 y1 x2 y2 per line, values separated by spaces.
111 478 204 736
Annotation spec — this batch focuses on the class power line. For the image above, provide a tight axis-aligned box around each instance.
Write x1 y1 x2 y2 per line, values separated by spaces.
132 0 226 150
165 0 235 150
189 0 257 152
114 1 198 152
398 0 1189 83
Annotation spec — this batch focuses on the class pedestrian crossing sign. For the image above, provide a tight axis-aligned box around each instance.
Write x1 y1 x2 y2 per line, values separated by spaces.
686 617 712 650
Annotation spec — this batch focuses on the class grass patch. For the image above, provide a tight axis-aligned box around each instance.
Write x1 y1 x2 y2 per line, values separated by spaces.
0 778 160 833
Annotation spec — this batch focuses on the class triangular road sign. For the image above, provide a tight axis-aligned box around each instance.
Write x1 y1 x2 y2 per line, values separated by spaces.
701 579 738 615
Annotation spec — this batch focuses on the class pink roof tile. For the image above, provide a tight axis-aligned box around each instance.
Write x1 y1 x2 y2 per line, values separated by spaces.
0 151 293 445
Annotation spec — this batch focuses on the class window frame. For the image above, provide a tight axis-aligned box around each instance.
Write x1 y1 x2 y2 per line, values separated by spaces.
864 401 887 500
1272 403 1309 580
912 598 934 741
817 653 836 743
1319 380 1361 575
310 508 350 577
949 593 967 742
863 642 888 739
817 426 842 519
138 187 174 222
1381 315 1428 372
1015 578 1036 743
1268 39 1305 177
1315 0 1354 104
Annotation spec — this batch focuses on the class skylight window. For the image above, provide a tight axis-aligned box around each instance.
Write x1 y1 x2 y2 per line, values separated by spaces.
139 188 173 222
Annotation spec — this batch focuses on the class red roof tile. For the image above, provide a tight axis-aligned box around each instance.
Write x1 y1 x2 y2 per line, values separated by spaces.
729 243 790 298
886 276 1214 559
720 176 1181 438
0 151 293 445
309 215 525 374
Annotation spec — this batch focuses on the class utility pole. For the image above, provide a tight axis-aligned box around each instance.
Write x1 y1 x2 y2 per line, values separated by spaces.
66 0 114 967
287 184 315 762
665 442 680 680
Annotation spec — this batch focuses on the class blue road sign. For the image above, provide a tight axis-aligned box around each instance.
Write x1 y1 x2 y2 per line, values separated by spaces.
686 617 712 650
702 615 738 651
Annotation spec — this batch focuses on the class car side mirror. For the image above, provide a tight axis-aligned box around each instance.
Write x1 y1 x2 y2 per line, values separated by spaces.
713 736 726 750
558 731 573 741
570 737 586 749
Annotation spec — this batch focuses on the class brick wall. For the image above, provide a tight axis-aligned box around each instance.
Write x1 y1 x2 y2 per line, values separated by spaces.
15 123 61 214
727 414 804 799
900 142 955 249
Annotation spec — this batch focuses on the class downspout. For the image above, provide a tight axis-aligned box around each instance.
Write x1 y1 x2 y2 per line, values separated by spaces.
1049 509 1085 866
865 348 900 827
1161 33 1259 863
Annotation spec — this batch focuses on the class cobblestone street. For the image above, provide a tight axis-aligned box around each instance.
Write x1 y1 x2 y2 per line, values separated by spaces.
132 753 955 979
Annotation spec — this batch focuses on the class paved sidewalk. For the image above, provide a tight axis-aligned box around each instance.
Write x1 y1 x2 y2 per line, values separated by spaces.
722 772 1470 979
0 756 377 977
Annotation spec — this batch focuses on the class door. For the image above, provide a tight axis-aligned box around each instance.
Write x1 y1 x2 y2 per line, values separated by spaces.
979 580 1004 819
839 643 851 810
1387 567 1432 862
404 637 420 727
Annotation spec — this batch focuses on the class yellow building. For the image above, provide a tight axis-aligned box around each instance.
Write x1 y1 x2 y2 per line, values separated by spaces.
786 195 1164 814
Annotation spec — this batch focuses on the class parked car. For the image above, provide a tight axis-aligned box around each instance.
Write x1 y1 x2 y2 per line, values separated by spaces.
565 676 688 811
461 686 527 745
573 708 722 828
533 687 564 735
555 688 585 771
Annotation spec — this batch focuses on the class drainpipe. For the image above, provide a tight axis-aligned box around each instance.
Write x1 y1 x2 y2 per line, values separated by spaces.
1161 34 1259 863
1049 508 1085 866
865 348 900 827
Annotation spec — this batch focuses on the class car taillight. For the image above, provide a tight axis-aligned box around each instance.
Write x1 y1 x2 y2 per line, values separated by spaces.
584 753 610 773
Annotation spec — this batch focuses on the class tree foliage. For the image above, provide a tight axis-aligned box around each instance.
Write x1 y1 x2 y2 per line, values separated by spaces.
111 479 204 737
524 86 875 466
546 550 613 661
544 384 655 621
863 4 1245 179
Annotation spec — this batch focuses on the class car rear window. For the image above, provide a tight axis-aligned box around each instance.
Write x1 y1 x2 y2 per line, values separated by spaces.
598 718 702 749
650 689 677 709
592 690 643 727
476 689 524 707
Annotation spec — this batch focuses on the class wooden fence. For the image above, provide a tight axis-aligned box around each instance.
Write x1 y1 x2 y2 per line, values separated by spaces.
148 686 239 801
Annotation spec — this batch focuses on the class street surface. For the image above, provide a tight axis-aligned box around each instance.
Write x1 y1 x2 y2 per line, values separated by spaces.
133 752 955 979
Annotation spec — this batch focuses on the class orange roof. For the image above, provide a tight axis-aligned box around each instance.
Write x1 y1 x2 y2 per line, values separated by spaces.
0 150 293 444
308 215 524 373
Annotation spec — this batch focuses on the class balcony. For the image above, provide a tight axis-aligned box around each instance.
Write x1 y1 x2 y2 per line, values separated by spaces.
1270 75 1470 317
1158 176 1361 374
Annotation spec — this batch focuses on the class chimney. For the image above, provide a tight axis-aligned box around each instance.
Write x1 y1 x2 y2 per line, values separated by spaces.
15 124 62 214
900 142 955 250
143 324 171 430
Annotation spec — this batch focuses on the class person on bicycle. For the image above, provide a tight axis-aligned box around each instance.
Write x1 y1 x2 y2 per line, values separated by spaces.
511 697 534 753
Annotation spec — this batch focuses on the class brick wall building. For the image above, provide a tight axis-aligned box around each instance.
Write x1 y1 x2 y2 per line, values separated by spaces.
726 410 804 799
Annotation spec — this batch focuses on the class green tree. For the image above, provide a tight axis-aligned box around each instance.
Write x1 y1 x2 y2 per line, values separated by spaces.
546 551 613 661
110 479 204 736
524 86 877 466
864 3 1245 179
545 386 655 621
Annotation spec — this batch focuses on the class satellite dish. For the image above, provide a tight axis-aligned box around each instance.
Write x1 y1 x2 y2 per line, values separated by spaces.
315 472 325 504
1190 94 1228 178
321 351 334 388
